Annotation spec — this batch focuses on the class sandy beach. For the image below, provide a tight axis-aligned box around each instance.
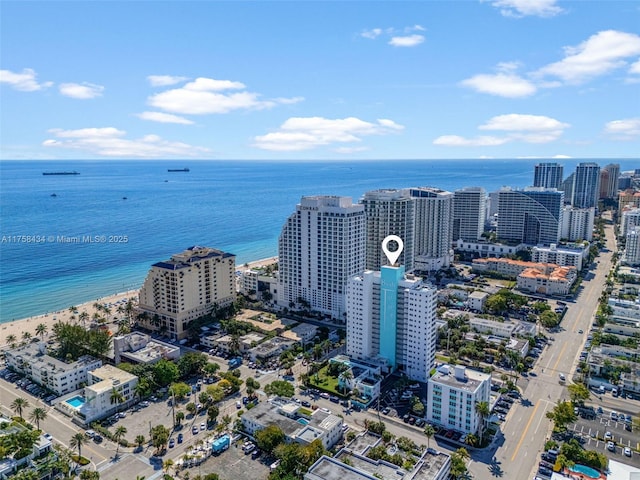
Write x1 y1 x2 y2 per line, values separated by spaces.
0 256 279 349
0 290 139 349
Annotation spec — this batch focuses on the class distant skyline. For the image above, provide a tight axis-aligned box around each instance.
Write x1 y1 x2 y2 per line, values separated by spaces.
1 1 639 160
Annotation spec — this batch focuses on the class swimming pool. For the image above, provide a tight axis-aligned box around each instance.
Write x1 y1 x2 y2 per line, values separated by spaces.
297 418 309 425
569 464 600 479
65 395 86 409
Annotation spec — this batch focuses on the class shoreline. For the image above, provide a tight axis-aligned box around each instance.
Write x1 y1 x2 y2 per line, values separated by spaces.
0 256 278 349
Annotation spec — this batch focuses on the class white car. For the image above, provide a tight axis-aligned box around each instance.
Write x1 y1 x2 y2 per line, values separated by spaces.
624 447 631 457
607 441 615 452
200 422 206 431
85 430 95 438
605 431 612 440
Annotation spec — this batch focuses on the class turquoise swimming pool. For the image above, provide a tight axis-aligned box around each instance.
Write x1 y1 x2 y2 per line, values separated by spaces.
297 418 309 425
569 464 600 479
65 395 85 409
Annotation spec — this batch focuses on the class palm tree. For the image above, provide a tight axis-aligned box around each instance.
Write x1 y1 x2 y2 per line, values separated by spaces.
110 388 125 413
35 323 48 340
135 434 146 449
29 407 48 430
6 333 17 348
11 397 29 419
475 401 490 445
113 425 127 457
70 432 87 460
423 424 436 450
79 311 89 328
22 331 32 342
162 459 174 475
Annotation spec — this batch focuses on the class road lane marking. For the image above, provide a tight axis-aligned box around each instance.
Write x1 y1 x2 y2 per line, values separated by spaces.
511 401 541 462
552 339 569 373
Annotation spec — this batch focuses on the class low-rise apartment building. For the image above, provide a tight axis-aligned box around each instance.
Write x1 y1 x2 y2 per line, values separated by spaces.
5 343 102 396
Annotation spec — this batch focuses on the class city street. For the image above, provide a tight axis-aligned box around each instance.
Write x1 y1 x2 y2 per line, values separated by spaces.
467 221 616 480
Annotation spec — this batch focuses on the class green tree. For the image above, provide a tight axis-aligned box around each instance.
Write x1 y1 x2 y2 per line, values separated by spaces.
264 380 295 398
207 405 219 424
169 382 192 400
546 400 577 431
153 359 180 386
110 388 125 413
423 424 435 450
205 384 225 403
11 397 29 419
135 434 146 450
113 425 127 457
175 410 185 426
70 432 88 460
150 424 170 452
186 402 197 416
35 322 48 340
255 424 286 454
79 470 100 480
28 407 48 430
450 448 470 479
567 383 591 405
475 400 490 445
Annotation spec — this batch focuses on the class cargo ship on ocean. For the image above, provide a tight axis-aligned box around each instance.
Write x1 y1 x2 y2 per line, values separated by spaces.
167 168 189 172
42 171 80 175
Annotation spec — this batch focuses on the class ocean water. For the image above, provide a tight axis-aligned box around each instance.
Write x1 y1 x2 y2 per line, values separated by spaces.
0 159 634 321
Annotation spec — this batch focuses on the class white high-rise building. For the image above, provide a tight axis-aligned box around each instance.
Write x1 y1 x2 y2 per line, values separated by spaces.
138 246 236 340
497 188 564 245
534 163 563 190
278 196 365 320
346 266 437 382
621 208 640 237
623 229 640 266
426 365 491 435
561 206 595 241
572 162 601 208
361 189 415 271
410 187 454 271
453 187 486 241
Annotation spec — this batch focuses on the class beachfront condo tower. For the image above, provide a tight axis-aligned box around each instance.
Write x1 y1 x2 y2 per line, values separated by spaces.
497 187 564 246
533 162 564 190
453 187 487 242
361 189 415 271
277 196 365 320
572 162 601 209
410 187 454 272
138 246 236 340
346 266 437 382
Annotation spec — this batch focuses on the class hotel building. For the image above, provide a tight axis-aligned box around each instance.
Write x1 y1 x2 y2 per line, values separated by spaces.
346 266 437 382
138 246 236 340
277 196 365 320
497 188 563 245
411 187 454 271
426 365 491 435
453 187 486 242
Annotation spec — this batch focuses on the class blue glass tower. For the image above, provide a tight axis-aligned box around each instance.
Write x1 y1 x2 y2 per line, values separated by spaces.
379 265 405 368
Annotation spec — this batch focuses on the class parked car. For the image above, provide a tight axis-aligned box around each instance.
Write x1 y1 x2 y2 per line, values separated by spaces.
169 438 175 448
624 447 632 457
607 441 615 452
177 433 183 443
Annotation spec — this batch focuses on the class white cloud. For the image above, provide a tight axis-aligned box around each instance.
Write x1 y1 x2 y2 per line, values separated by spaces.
147 75 190 87
148 76 301 115
361 28 383 39
43 127 209 158
0 68 52 91
135 111 194 125
604 118 640 140
433 135 509 147
535 30 640 84
434 113 570 146
629 59 640 75
388 34 425 47
253 116 404 151
333 146 370 154
59 82 104 99
479 114 569 132
485 0 564 18
460 72 537 98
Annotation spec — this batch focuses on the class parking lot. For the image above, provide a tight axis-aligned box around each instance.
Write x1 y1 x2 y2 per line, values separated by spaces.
567 410 640 468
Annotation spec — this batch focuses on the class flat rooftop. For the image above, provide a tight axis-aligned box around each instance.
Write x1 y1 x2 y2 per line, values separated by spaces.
429 365 489 393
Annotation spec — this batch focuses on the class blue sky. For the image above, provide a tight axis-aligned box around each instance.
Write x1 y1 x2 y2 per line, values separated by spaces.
1 0 639 160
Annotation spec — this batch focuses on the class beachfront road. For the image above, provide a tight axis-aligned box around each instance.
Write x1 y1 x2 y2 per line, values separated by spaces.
467 220 616 480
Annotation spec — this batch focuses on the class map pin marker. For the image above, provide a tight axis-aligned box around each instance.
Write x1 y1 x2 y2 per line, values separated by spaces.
382 235 404 266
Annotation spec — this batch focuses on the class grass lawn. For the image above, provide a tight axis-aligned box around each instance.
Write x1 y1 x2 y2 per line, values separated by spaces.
307 365 341 395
